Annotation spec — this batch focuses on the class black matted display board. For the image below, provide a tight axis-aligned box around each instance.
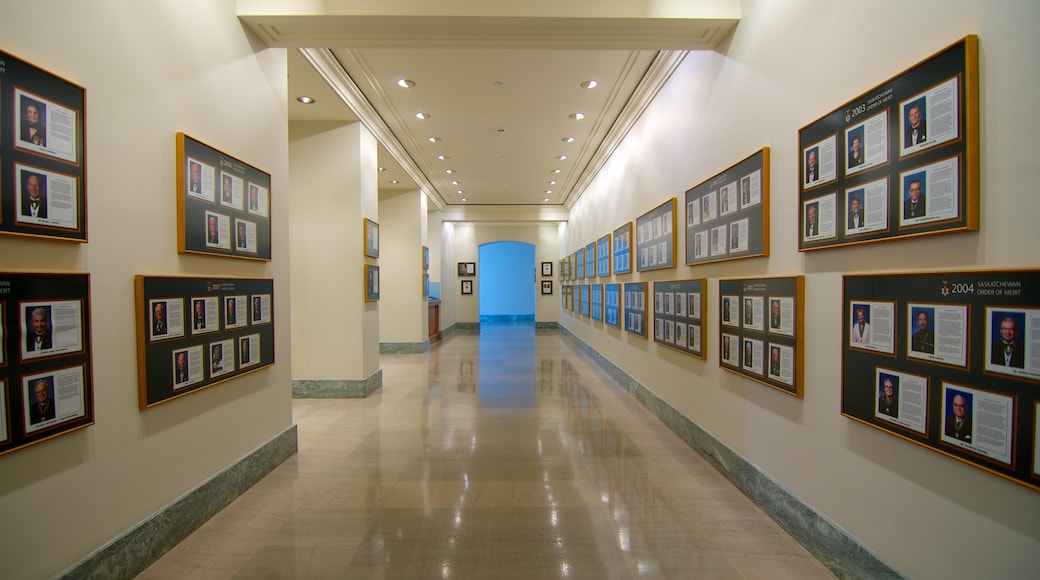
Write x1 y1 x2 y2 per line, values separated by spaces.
604 283 622 329
685 149 769 265
653 279 706 359
0 272 93 456
177 133 272 260
635 199 677 272
719 276 804 396
843 269 1040 492
623 282 648 337
0 50 87 242
798 36 978 251
613 222 632 275
136 276 274 408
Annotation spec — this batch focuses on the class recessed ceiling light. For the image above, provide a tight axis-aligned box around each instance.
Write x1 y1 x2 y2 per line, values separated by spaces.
378 167 386 172
544 198 550 202
553 168 561 174
569 112 585 121
390 180 399 184
456 190 463 194
397 79 415 88
545 190 553 194
557 155 567 160
461 198 467 202
549 180 557 185
296 96 315 104
428 136 440 142
563 136 575 143
415 112 430 120
580 80 598 89
437 154 448 160
451 180 459 185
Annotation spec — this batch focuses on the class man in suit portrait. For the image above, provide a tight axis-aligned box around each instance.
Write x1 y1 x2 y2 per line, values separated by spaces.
904 103 927 147
26 307 53 352
174 351 189 384
945 393 971 441
769 346 781 376
226 298 236 326
770 300 781 329
741 177 751 205
21 172 47 219
722 297 731 322
721 187 729 213
241 338 251 364
805 149 819 183
730 223 739 249
852 307 870 344
878 376 898 418
20 98 46 147
848 134 865 168
744 298 753 326
211 344 223 374
29 379 56 425
743 340 753 367
911 310 934 354
904 178 925 219
848 195 864 230
221 174 233 204
193 300 206 330
248 184 259 211
253 296 262 322
153 302 167 336
991 315 1025 369
805 204 818 237
207 215 219 244
189 161 202 193
723 335 731 360
237 222 247 248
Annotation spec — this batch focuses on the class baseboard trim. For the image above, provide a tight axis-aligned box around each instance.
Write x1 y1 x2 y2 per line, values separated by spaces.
292 368 383 398
560 327 901 579
58 425 299 580
380 340 429 354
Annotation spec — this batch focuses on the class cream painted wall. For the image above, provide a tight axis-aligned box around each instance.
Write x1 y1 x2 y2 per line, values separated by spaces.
439 220 457 330
379 189 427 343
449 223 559 323
0 1 291 578
564 1 1040 578
289 121 380 379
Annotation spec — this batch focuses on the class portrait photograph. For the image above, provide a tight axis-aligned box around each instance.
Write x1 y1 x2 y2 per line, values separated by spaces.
686 199 700 228
541 280 553 295
458 262 476 276
20 299 84 361
939 382 1013 465
985 307 1038 381
843 179 889 236
14 163 80 230
843 111 889 176
189 296 219 336
185 158 215 202
364 218 380 258
802 135 837 189
239 334 261 369
209 339 235 378
907 303 968 368
149 298 185 341
204 211 231 250
22 366 86 435
876 372 900 419
251 294 271 324
14 87 79 164
219 171 243 210
235 218 257 254
802 193 837 242
246 182 269 217
847 300 895 354
899 77 960 158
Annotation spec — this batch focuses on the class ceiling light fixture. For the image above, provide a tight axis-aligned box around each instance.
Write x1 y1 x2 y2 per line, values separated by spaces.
451 180 459 185
569 112 585 121
428 136 440 143
545 190 553 194
544 198 550 202
457 189 463 194
553 168 561 174
445 169 453 174
390 180 399 184
461 198 467 202
397 79 415 88
580 80 599 89
563 136 575 143
296 96 315 104
549 180 557 185
415 112 430 120
437 154 448 160
557 155 567 160
378 167 386 172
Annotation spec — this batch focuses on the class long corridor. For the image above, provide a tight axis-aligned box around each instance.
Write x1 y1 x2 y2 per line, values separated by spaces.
140 324 834 579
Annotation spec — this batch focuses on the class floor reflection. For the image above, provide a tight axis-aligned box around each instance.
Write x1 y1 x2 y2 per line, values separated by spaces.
140 322 833 579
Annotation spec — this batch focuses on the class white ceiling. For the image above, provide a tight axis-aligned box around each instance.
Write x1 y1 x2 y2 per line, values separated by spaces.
249 9 738 209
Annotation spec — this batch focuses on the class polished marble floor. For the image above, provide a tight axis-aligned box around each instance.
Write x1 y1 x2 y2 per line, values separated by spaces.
140 324 833 579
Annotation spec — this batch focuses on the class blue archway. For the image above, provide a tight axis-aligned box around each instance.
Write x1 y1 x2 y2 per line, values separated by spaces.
478 241 535 321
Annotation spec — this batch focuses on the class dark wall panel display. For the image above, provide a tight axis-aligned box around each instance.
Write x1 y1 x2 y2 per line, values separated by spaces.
798 36 978 251
843 269 1040 492
719 276 804 396
0 272 93 456
613 222 632 275
685 149 769 265
604 284 621 329
136 276 274 408
653 279 706 359
623 282 648 337
635 199 677 272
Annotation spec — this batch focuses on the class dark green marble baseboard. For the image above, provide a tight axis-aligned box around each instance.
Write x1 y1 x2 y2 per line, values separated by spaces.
560 327 901 579
58 425 298 580
292 369 382 398
380 340 429 354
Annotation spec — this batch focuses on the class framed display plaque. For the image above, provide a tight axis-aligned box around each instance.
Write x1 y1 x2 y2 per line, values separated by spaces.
457 262 476 276
423 246 429 270
0 272 93 456
584 242 596 279
461 279 473 295
177 133 272 260
613 222 633 275
541 262 553 277
843 269 1040 492
635 199 677 272
685 149 769 265
623 282 648 337
363 218 379 258
604 283 622 329
596 234 612 277
590 284 603 321
365 265 380 302
1 50 88 242
541 280 553 295
576 247 585 281
135 275 273 408
798 36 978 251
719 276 804 396
653 279 706 359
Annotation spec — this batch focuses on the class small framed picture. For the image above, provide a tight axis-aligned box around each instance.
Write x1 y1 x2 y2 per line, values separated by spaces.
458 262 476 276
422 246 429 270
461 279 473 295
541 261 553 277
363 218 379 258
365 264 380 302
541 280 553 295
